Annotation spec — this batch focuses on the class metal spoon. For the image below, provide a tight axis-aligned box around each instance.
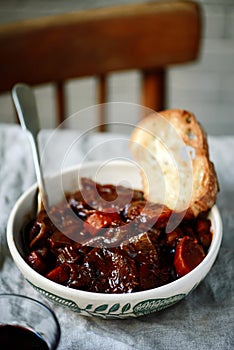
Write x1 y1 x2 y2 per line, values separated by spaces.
12 83 48 213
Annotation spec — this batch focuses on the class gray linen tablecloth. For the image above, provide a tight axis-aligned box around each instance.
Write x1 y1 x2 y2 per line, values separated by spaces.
0 124 233 350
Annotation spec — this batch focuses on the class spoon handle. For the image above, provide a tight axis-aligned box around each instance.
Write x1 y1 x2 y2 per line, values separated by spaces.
12 83 48 211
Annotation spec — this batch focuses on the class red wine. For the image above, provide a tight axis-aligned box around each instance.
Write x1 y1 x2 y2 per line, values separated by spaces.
0 324 49 349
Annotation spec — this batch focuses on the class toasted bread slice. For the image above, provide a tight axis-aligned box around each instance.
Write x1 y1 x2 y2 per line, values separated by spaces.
130 109 219 218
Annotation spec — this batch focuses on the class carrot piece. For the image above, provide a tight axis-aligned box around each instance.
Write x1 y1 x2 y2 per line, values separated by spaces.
46 265 70 284
84 211 121 236
174 236 205 277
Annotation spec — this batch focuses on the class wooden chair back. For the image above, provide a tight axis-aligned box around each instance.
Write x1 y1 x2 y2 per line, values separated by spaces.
0 1 202 131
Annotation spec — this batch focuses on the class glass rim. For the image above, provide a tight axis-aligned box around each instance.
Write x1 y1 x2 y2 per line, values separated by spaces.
0 293 61 348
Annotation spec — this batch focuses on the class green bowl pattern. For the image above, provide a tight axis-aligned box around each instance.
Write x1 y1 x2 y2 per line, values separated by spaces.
28 280 186 318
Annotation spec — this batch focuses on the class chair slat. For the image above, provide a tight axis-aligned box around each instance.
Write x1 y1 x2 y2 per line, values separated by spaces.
142 69 166 113
97 74 107 132
55 81 65 126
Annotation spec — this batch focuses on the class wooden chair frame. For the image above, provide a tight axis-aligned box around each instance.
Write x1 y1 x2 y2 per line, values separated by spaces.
0 1 201 130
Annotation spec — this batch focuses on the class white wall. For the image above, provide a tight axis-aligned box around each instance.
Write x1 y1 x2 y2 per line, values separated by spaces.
0 0 233 135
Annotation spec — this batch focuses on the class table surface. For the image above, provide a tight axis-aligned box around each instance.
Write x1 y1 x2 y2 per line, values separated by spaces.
0 124 233 350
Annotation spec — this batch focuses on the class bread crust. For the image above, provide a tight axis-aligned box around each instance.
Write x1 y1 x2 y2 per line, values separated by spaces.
130 109 219 218
159 109 209 156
